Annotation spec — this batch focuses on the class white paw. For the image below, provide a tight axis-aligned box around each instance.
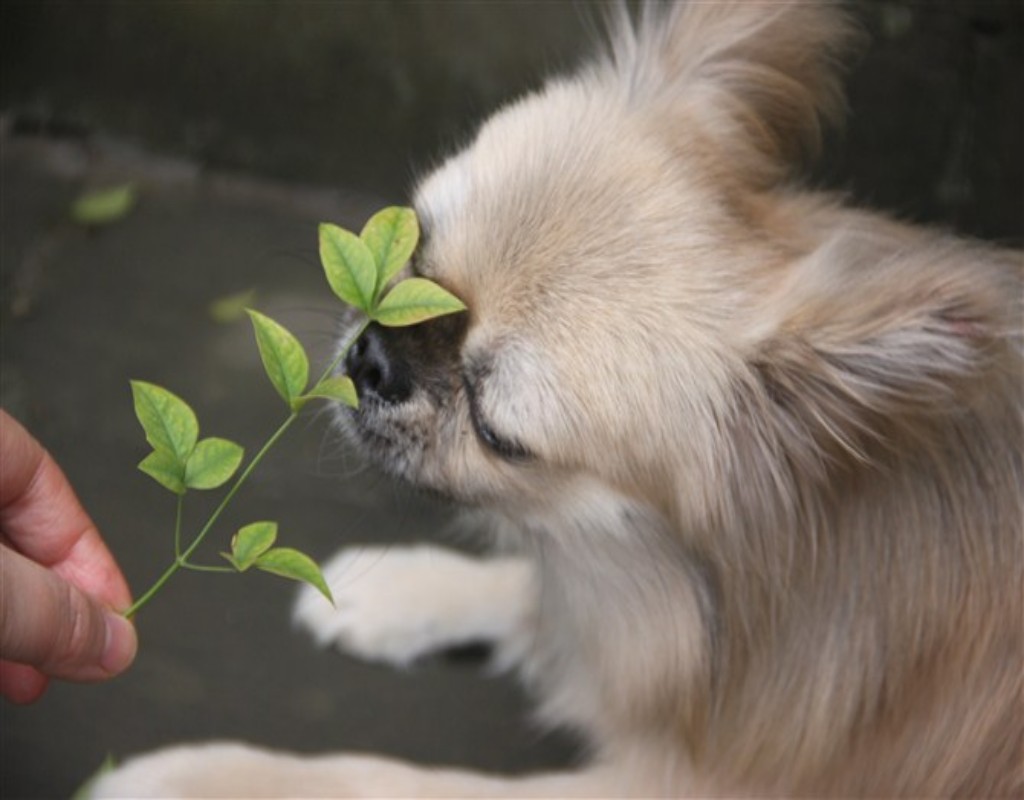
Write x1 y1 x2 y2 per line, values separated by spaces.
88 742 407 798
293 544 533 668
89 742 276 798
90 743 616 798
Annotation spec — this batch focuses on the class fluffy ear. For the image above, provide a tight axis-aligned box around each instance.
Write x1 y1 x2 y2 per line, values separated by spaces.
749 224 1022 465
602 1 859 185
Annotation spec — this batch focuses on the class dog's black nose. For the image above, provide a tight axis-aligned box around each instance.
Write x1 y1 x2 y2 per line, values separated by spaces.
344 323 412 404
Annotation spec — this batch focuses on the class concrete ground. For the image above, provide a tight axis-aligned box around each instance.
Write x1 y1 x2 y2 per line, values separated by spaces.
2 3 1022 798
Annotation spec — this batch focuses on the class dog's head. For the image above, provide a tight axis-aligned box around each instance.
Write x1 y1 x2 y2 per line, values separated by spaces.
338 3 1018 528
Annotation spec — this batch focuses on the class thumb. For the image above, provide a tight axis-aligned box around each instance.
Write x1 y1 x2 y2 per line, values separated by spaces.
0 545 137 682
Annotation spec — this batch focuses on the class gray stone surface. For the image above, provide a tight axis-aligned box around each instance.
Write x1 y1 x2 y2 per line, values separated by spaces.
1 2 1021 798
1 2 1021 241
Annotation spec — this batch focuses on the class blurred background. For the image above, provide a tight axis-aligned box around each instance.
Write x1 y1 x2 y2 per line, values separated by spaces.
1 2 1021 797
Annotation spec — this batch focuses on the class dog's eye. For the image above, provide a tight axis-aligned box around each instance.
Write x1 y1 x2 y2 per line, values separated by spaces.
462 378 532 462
470 411 531 462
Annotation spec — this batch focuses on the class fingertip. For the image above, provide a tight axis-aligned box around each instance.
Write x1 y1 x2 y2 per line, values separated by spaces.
0 661 50 704
101 611 138 676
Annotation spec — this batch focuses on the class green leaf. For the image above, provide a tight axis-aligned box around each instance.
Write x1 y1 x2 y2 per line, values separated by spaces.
184 437 244 490
255 547 334 604
246 310 309 407
226 521 278 571
372 277 467 327
297 375 358 409
71 184 137 226
319 222 377 312
130 380 198 464
360 206 420 298
209 288 257 323
138 449 186 495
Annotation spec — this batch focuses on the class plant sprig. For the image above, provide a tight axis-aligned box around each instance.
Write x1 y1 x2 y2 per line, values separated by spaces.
124 207 464 619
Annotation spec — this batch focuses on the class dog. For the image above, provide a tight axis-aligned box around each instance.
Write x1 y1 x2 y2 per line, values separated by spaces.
95 2 1022 796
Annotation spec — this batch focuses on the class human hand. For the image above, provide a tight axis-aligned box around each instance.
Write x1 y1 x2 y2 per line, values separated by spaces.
0 410 137 703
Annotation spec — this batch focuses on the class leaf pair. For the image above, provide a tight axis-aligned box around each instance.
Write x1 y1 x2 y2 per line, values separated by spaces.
131 381 244 495
320 207 465 326
247 310 358 411
248 208 465 415
224 521 333 603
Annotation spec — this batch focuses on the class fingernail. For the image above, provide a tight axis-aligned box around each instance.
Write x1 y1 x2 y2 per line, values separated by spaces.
101 611 138 675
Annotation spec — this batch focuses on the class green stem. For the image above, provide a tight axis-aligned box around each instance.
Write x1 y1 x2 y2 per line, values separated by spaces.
180 561 235 574
184 413 298 562
122 559 179 620
314 317 370 387
173 493 184 559
124 412 298 619
123 318 370 620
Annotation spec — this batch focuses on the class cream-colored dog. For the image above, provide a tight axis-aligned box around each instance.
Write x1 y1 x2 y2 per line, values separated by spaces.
96 2 1022 797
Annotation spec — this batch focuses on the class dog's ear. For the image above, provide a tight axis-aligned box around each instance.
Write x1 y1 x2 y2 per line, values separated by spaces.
603 1 859 185
748 227 1022 465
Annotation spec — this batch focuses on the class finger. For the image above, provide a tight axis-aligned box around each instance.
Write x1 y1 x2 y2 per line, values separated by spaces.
0 546 137 681
53 527 134 614
0 410 132 611
0 409 45 506
0 660 49 704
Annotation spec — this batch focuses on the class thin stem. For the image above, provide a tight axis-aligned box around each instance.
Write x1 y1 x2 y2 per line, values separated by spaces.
123 495 185 619
180 561 235 574
124 317 370 620
123 559 178 620
123 412 297 619
314 317 370 387
179 413 299 565
173 493 184 559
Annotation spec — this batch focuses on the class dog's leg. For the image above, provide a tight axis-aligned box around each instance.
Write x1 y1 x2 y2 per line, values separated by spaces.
89 741 645 798
293 544 534 668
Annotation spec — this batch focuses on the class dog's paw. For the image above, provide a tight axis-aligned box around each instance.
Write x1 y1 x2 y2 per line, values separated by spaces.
293 544 533 668
88 743 413 798
90 743 617 798
88 742 282 798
